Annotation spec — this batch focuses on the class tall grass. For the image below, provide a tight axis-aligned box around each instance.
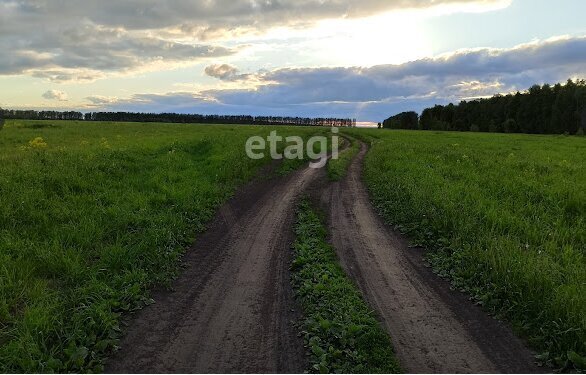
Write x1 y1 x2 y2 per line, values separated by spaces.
347 129 585 370
0 120 324 372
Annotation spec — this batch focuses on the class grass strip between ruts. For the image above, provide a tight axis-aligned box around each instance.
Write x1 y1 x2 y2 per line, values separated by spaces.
291 199 401 373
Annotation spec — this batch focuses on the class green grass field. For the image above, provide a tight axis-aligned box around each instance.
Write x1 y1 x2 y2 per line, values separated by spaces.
346 128 586 369
0 120 326 372
2 119 585 371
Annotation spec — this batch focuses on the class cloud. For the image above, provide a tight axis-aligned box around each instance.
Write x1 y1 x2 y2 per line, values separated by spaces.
85 92 217 110
89 36 586 121
2 1 507 32
42 90 68 101
209 36 586 106
32 69 106 83
0 0 506 81
0 14 236 81
204 64 251 81
85 95 120 106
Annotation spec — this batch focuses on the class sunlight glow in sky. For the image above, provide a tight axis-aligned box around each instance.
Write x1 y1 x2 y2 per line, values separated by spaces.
0 0 584 121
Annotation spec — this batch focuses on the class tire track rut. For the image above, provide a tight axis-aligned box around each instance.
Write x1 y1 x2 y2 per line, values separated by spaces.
107 165 320 373
315 142 542 373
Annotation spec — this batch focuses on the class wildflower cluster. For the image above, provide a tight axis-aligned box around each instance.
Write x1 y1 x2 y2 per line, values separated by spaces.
28 137 48 149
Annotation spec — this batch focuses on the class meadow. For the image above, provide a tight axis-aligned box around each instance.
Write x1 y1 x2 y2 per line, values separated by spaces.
2 119 584 371
0 120 326 372
346 128 586 369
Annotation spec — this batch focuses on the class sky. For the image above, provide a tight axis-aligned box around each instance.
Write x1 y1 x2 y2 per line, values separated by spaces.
1 0 585 122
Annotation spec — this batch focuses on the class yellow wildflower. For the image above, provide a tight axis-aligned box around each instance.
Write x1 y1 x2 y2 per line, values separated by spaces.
28 137 48 149
100 137 111 149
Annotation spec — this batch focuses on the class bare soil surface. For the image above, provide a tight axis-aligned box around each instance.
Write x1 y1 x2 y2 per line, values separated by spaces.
106 163 319 373
312 142 543 373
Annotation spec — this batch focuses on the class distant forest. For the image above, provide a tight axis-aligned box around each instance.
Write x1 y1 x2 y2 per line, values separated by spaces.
0 109 356 127
382 79 586 135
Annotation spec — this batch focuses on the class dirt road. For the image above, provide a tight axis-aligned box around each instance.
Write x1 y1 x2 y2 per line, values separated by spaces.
315 142 541 373
108 142 542 374
106 164 319 373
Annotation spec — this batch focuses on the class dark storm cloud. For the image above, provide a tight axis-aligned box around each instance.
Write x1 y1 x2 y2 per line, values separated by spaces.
96 36 586 121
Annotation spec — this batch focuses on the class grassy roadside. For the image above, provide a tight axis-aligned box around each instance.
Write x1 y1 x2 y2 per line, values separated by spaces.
277 131 336 176
292 199 401 373
345 128 586 371
0 120 326 372
327 136 360 181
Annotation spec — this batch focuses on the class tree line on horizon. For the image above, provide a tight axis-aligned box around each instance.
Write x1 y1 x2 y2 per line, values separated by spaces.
1 109 85 121
0 109 356 127
382 79 586 135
